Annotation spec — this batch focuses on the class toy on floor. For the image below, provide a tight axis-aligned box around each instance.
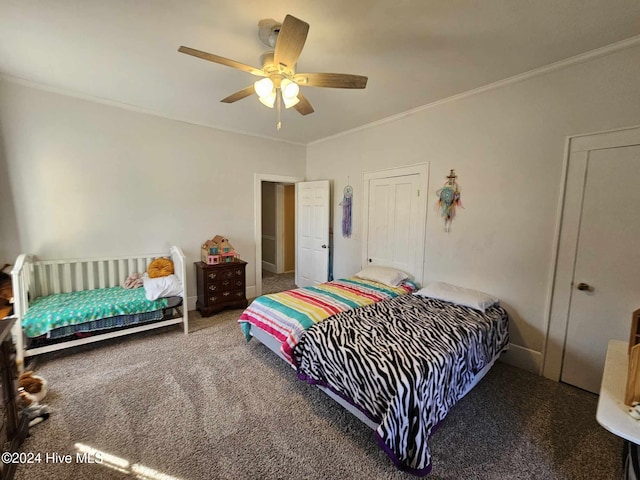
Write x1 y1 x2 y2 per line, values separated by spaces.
628 401 640 420
18 371 51 427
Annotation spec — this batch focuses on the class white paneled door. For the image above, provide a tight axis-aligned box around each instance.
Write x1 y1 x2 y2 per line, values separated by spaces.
296 180 330 287
561 143 640 393
363 165 427 282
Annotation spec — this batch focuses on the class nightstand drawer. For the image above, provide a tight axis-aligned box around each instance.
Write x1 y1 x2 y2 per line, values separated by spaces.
207 277 244 290
205 267 244 283
208 289 246 305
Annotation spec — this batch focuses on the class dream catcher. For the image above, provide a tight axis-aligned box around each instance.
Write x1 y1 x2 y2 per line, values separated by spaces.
339 184 353 238
436 169 462 232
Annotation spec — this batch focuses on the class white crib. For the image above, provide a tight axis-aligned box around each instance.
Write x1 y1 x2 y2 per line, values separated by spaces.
11 245 189 368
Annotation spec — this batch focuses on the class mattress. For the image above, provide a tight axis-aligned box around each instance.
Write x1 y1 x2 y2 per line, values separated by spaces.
238 277 417 364
43 296 183 340
22 286 171 338
293 294 510 475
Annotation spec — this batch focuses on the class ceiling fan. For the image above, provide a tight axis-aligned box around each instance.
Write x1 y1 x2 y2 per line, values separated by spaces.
178 14 368 129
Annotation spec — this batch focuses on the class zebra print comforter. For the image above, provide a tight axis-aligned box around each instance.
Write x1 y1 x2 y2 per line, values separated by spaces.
239 277 416 364
293 294 509 476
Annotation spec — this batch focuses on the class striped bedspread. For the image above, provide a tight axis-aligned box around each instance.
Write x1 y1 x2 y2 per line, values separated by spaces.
238 277 416 364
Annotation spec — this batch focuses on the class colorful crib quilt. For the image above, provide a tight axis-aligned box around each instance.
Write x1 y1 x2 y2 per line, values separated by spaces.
22 286 168 338
238 277 417 364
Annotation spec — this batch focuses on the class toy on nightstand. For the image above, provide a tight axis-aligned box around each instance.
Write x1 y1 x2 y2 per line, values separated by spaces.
201 235 240 265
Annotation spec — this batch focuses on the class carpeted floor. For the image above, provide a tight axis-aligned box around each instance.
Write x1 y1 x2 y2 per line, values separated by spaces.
15 309 623 480
261 271 296 295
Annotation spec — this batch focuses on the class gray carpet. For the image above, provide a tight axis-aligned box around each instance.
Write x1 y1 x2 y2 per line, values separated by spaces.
261 271 296 295
15 309 623 480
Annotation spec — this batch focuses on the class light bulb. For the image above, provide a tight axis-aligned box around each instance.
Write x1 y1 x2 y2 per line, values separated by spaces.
258 92 276 108
281 79 300 99
254 78 274 98
283 95 300 109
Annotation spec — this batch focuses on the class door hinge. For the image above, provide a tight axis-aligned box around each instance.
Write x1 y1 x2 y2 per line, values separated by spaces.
417 189 420 197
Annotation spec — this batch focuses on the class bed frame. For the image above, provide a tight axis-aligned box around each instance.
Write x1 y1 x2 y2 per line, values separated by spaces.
249 325 504 431
11 245 188 369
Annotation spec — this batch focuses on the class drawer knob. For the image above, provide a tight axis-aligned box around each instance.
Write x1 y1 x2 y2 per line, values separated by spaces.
223 291 230 297
222 279 230 286
208 285 217 291
209 296 217 302
208 273 217 280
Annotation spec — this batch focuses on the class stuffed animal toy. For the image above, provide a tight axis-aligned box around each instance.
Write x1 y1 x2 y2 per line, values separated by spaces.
21 401 51 427
148 258 174 278
18 371 51 427
18 371 48 405
122 272 144 289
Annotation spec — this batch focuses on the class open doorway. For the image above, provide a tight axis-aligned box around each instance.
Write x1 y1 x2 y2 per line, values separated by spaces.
254 173 303 298
261 181 297 294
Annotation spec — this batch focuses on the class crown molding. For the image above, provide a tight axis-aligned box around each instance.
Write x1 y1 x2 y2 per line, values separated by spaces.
308 34 640 146
0 74 306 147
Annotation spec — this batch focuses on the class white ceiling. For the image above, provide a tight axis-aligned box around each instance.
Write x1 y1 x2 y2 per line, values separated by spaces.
1 0 640 145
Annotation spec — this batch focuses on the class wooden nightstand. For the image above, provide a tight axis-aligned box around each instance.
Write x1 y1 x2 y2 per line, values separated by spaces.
194 261 248 316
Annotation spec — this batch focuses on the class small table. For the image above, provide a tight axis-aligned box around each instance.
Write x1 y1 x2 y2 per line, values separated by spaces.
194 261 248 316
597 340 640 443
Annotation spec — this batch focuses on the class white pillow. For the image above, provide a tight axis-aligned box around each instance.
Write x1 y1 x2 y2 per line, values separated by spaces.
354 266 408 287
414 282 499 312
142 274 182 301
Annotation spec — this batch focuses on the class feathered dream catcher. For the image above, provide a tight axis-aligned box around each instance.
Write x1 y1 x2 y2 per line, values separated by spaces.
436 169 463 232
339 184 353 238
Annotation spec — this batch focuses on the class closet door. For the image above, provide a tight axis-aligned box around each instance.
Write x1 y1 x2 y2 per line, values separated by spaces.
363 164 427 282
561 143 640 393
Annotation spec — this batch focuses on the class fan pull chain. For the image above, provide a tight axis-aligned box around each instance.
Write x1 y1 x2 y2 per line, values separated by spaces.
276 88 282 130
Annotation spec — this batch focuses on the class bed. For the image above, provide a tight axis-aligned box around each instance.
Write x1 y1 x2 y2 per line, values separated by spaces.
238 273 418 364
242 275 509 476
11 245 188 368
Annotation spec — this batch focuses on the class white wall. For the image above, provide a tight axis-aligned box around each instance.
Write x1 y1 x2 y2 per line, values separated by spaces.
306 44 640 374
0 79 306 308
1 43 639 376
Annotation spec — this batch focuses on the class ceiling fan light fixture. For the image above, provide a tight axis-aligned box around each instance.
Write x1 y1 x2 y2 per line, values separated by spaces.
258 92 276 108
179 14 367 127
283 95 300 109
281 78 300 99
254 77 274 98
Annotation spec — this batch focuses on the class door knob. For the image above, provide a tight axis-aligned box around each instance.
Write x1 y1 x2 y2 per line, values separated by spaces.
576 282 593 292
321 244 327 249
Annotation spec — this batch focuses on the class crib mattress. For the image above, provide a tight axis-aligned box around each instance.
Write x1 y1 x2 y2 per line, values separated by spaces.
22 286 169 338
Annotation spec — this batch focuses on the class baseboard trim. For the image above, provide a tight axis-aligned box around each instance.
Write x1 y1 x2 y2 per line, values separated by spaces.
499 343 542 374
187 295 197 312
262 261 276 273
246 286 256 300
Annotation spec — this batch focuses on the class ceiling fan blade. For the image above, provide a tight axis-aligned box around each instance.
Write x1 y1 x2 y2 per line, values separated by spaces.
294 94 314 116
273 15 309 71
178 46 266 77
221 86 255 103
294 73 368 89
